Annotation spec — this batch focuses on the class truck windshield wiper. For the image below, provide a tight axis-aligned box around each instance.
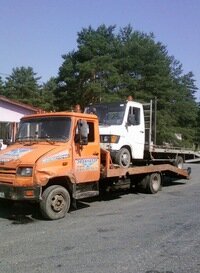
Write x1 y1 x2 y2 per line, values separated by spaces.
16 136 55 145
38 135 67 143
15 136 39 145
16 136 37 142
37 136 56 144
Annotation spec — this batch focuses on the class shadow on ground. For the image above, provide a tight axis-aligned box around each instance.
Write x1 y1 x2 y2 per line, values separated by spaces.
0 200 42 224
0 177 186 223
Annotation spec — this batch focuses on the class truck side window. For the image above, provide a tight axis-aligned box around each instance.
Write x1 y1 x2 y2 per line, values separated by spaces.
75 119 88 144
75 121 95 143
87 122 95 142
128 107 140 125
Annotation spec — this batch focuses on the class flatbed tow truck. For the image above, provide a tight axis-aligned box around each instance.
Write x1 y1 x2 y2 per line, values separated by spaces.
0 111 190 220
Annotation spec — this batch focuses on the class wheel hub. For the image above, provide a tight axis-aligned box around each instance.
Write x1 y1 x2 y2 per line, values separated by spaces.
152 177 160 192
51 194 65 212
122 154 129 166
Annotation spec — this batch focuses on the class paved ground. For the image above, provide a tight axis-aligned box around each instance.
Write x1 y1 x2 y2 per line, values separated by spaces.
0 164 200 273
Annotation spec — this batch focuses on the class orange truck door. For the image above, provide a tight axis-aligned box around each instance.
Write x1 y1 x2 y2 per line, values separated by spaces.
73 118 100 183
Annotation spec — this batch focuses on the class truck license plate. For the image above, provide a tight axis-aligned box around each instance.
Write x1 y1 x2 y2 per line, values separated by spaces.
0 192 5 198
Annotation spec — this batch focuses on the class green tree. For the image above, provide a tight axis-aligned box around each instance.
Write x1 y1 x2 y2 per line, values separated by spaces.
195 103 200 149
4 66 41 107
55 24 198 147
55 25 120 110
0 76 5 96
40 77 57 111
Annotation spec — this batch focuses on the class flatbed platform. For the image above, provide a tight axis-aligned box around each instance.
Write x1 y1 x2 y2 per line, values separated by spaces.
102 164 190 180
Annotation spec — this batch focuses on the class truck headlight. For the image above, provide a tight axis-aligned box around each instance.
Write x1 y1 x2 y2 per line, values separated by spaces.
17 167 33 177
101 135 120 143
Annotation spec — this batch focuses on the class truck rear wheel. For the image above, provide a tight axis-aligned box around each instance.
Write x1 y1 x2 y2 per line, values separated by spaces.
40 185 71 220
146 173 161 194
175 156 184 169
115 147 131 168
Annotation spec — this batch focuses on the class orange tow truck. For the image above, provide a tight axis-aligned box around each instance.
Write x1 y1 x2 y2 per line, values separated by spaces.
0 111 190 220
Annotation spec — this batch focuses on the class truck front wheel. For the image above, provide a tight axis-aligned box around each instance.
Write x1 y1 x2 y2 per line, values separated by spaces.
40 185 71 220
115 147 131 168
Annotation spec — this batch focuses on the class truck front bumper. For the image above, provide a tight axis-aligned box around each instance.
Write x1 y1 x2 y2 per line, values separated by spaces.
0 184 41 201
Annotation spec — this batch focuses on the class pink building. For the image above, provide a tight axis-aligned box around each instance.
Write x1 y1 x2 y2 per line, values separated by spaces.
0 96 41 146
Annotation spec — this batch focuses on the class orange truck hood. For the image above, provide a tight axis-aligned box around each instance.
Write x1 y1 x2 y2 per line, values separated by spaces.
0 143 57 167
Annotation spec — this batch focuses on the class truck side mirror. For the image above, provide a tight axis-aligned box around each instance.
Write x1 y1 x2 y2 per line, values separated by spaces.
76 120 88 145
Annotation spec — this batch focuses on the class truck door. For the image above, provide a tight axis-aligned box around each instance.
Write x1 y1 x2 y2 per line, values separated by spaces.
73 119 100 183
127 106 145 159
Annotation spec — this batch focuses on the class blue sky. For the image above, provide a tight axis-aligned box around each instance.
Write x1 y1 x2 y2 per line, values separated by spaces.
1 0 200 99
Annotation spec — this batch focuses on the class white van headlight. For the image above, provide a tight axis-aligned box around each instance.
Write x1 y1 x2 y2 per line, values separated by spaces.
101 135 120 143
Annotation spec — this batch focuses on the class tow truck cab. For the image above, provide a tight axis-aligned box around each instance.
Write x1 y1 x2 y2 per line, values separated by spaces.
0 112 101 218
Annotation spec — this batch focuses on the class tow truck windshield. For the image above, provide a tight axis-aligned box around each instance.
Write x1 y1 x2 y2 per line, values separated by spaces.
16 117 71 142
85 103 126 125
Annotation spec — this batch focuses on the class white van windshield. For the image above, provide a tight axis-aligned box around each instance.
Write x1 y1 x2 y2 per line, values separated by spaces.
86 103 126 125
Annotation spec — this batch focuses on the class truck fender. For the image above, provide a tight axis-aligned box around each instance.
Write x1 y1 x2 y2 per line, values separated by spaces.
42 172 77 196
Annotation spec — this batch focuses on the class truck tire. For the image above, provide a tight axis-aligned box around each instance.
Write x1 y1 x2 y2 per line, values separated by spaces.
40 185 71 220
115 147 131 168
146 173 161 194
175 156 184 169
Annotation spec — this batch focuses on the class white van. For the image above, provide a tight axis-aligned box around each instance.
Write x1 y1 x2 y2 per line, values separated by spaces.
85 101 145 167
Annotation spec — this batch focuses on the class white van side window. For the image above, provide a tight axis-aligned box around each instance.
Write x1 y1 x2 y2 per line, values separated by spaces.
128 107 140 125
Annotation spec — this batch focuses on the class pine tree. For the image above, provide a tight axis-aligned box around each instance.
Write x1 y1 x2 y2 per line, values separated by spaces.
55 24 198 147
4 66 41 107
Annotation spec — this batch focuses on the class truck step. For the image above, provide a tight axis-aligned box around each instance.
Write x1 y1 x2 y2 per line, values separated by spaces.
73 190 99 200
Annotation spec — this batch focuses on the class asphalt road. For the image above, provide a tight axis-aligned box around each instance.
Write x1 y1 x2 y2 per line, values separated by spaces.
0 164 200 273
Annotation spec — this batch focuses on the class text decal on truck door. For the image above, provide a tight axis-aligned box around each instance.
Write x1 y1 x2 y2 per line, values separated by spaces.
75 158 98 172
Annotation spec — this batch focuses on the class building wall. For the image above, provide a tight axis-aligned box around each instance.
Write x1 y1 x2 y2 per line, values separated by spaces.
0 99 39 145
0 100 36 122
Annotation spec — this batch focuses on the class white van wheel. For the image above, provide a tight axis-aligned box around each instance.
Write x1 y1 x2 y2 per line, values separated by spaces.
115 148 131 168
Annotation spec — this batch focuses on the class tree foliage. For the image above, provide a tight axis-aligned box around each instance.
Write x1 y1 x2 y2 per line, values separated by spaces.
4 66 41 107
40 77 57 111
0 77 5 96
1 67 56 111
55 24 198 146
195 103 200 149
0 24 199 147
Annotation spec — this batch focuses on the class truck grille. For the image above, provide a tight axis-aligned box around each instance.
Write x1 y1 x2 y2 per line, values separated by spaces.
0 167 16 184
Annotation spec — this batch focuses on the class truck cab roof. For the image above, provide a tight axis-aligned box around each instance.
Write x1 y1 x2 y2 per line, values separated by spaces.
21 111 98 121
